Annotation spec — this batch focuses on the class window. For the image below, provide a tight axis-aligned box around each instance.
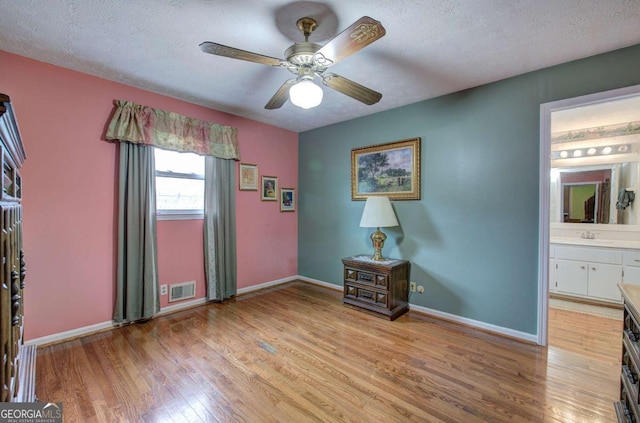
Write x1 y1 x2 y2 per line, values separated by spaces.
154 148 205 220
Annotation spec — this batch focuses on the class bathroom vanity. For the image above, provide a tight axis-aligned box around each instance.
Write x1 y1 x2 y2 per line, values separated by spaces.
550 238 640 304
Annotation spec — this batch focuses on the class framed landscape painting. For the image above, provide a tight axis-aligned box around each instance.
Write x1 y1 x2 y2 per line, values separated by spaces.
351 137 421 200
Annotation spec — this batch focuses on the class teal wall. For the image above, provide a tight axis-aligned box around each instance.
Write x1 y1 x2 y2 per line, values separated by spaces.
298 44 640 335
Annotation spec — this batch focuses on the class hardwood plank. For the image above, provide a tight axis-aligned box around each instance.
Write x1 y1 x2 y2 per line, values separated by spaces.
35 282 621 422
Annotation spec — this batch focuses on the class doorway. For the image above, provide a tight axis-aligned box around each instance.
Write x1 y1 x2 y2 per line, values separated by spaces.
538 84 640 346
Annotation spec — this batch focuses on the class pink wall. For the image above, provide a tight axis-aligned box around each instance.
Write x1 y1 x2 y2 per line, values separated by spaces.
156 220 206 307
1 51 298 340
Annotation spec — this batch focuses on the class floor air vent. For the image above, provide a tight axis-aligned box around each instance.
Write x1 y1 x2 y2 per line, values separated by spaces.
169 281 196 302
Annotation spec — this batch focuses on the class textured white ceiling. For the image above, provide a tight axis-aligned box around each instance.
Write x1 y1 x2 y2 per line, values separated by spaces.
1 0 640 132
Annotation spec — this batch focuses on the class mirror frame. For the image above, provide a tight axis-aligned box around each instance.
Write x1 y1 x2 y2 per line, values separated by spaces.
550 163 619 224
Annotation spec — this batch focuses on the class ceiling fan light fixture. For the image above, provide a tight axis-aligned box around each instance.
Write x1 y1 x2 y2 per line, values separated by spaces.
289 78 323 109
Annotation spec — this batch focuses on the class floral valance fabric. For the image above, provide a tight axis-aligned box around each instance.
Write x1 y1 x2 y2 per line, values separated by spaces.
105 100 240 160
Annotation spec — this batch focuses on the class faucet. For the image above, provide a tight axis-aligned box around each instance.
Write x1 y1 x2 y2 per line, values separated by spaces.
581 230 595 239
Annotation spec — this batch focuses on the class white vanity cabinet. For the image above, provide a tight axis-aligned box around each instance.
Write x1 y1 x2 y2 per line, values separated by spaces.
587 262 625 301
554 259 588 296
551 244 625 303
623 250 640 285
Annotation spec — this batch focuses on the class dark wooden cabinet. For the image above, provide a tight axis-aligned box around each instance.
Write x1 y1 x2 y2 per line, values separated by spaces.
0 93 34 402
616 284 640 422
342 256 410 320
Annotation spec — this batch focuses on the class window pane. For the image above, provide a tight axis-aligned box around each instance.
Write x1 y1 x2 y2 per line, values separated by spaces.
155 149 204 176
156 177 204 210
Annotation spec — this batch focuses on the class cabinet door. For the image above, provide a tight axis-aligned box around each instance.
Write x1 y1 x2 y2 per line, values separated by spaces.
556 259 588 295
587 263 622 301
624 266 640 285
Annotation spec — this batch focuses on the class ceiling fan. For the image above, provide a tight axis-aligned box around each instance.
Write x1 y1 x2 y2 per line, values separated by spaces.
199 16 386 110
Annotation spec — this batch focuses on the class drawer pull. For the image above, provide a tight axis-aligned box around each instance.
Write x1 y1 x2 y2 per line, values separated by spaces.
360 290 374 300
358 273 374 283
623 364 638 384
618 400 635 423
625 328 638 342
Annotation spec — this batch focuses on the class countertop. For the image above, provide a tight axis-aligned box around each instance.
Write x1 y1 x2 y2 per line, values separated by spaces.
620 284 640 316
551 237 640 249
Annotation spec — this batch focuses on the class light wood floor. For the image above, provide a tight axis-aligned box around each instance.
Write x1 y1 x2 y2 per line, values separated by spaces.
35 282 622 422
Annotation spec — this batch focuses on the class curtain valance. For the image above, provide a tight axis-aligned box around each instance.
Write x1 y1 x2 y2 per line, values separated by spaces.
105 100 240 160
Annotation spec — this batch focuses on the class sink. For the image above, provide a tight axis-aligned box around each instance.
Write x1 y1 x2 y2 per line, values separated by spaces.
580 238 616 244
551 237 640 248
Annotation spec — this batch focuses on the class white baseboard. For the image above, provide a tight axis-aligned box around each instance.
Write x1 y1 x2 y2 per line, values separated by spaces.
236 275 342 293
236 275 299 295
297 276 342 291
297 276 538 344
24 320 115 347
28 278 299 346
25 275 535 346
26 297 209 347
407 303 538 344
157 297 207 315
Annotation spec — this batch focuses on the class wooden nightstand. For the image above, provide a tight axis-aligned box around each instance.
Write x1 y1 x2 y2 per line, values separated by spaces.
342 255 410 320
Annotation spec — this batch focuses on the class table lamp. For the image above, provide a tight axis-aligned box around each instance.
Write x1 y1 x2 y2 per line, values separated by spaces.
359 196 399 261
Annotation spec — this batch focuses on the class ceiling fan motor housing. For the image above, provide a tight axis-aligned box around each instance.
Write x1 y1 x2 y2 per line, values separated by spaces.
285 42 321 66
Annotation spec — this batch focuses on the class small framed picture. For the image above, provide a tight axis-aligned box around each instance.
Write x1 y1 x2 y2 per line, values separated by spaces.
280 188 295 212
261 176 278 201
239 163 258 191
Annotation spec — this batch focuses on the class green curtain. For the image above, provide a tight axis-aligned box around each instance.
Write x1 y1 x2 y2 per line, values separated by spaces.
204 156 237 301
114 142 160 323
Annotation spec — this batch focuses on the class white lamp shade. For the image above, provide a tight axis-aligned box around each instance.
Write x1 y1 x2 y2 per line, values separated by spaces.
289 79 323 109
359 196 399 228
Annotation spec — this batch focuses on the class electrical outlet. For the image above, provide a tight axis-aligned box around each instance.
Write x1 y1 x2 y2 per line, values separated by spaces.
410 282 416 292
160 284 168 295
417 285 425 294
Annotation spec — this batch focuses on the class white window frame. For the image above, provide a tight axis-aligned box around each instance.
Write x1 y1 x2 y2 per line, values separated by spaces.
155 151 205 221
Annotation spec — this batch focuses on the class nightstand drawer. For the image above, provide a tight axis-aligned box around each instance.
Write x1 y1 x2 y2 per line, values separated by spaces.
345 284 388 307
344 267 388 288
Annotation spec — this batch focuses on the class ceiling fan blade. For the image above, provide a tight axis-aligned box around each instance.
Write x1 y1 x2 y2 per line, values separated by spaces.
321 73 382 105
265 79 297 109
199 42 283 67
315 16 386 66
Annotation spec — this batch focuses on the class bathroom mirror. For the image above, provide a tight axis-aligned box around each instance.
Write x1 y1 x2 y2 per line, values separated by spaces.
550 163 639 224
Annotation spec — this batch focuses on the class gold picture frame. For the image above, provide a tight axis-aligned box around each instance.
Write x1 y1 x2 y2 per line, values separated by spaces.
351 137 421 200
261 176 278 201
239 163 258 191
